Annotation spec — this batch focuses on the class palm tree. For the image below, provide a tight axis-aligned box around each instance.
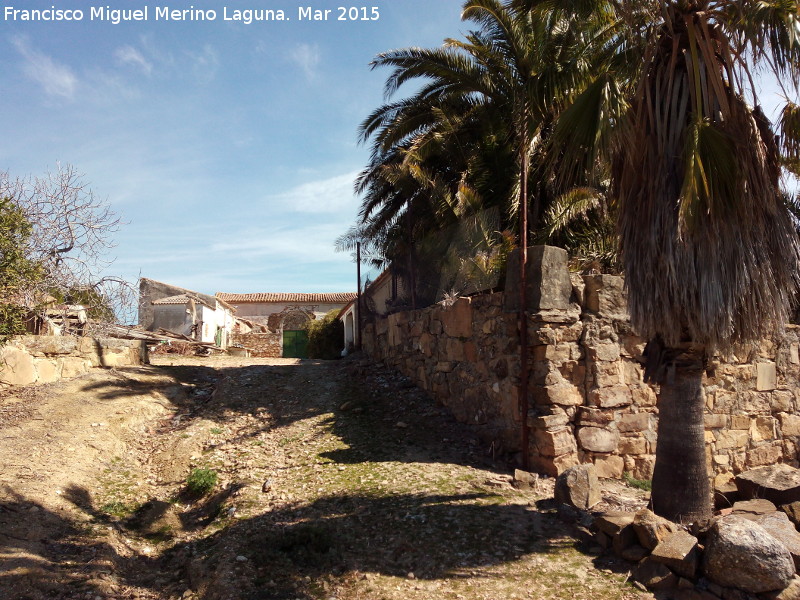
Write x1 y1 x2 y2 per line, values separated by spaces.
518 0 800 522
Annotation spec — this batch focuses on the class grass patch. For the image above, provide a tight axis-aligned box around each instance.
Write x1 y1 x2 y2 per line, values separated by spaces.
100 500 139 518
210 427 224 435
623 472 652 492
186 468 218 496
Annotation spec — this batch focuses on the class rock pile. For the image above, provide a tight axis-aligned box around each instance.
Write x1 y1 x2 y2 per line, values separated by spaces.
557 463 800 599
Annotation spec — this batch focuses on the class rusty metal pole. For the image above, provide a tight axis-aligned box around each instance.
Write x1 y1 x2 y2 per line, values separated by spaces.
356 241 362 350
518 133 530 472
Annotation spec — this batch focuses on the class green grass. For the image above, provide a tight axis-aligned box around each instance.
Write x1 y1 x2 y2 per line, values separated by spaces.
186 467 218 496
210 427 224 435
623 472 652 492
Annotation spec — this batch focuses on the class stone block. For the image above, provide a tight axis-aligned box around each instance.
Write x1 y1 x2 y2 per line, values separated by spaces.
577 407 615 427
541 383 584 407
736 464 800 505
632 455 655 480
594 454 624 479
0 345 37 386
504 246 573 313
444 338 465 362
441 297 472 338
780 413 800 437
529 412 570 429
634 557 678 590
21 335 78 356
756 362 777 391
619 413 651 433
746 443 784 468
593 361 624 386
650 530 699 579
704 414 728 429
587 343 621 363
534 426 577 457
578 427 619 453
633 509 680 550
35 359 59 384
554 463 601 510
631 384 657 407
583 274 628 320
589 385 632 408
595 511 634 536
781 501 800 529
618 436 647 455
60 357 89 379
730 498 778 520
715 429 749 450
751 416 776 442
730 415 751 430
529 452 578 477
756 511 800 570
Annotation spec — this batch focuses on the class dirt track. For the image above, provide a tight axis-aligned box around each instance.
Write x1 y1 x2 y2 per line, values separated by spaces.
0 354 650 600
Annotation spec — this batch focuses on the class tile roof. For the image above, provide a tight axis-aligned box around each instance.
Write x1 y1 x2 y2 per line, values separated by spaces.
152 294 193 305
216 292 357 304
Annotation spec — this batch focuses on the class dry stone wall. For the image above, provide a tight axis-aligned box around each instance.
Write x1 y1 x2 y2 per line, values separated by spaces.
0 336 147 386
362 247 800 481
231 332 282 358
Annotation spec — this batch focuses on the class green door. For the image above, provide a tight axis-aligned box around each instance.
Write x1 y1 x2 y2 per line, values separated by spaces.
282 330 308 358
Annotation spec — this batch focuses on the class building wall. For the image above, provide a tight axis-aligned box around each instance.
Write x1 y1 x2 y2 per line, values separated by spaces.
231 332 282 358
152 304 193 337
362 251 800 481
139 278 218 331
230 302 347 322
0 336 148 386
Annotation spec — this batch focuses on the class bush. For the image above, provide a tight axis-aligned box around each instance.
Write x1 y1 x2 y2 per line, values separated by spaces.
306 309 344 360
186 468 218 496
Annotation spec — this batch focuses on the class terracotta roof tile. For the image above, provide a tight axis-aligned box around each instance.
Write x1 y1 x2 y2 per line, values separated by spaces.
216 292 357 304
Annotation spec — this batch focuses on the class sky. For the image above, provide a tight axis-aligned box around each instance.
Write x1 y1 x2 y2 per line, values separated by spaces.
1 2 796 302
0 0 466 296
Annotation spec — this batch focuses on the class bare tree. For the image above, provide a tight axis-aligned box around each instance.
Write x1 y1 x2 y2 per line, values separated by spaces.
0 164 136 329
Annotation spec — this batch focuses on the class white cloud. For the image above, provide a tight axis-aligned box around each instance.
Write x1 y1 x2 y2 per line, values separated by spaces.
11 36 77 99
269 171 359 214
186 44 219 84
114 45 153 75
289 43 321 81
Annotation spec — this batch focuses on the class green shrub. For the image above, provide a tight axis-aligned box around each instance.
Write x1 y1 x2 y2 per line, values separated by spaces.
186 468 218 496
306 309 344 360
623 471 652 492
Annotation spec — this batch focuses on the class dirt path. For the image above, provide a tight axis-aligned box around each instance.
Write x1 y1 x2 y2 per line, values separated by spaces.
0 354 651 600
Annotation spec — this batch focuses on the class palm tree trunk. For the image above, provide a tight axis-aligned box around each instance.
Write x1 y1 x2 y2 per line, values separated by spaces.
650 345 712 523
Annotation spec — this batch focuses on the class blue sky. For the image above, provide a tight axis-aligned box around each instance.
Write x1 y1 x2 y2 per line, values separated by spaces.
0 1 465 295
1 2 796 300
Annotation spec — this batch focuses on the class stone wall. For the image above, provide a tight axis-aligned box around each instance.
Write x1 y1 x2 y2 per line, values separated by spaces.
0 336 148 386
362 247 800 481
231 332 282 358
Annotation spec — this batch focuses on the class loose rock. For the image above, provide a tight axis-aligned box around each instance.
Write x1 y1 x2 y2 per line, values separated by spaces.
554 463 600 510
736 465 800 506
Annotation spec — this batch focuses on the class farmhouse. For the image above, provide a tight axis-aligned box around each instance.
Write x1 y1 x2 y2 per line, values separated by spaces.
218 292 356 358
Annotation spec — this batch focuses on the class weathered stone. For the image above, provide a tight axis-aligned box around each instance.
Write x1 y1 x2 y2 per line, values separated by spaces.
756 511 800 570
578 427 619 453
761 577 800 600
504 246 573 313
715 429 749 450
703 515 795 593
594 454 624 479
612 522 638 557
634 557 679 590
730 415 751 430
780 413 800 438
554 464 601 510
619 412 651 433
541 383 584 407
587 343 621 363
730 498 778 520
0 345 37 386
22 335 78 356
60 357 89 379
757 362 778 391
583 274 627 320
533 426 577 458
650 530 699 579
773 391 796 413
633 509 680 551
781 502 800 529
529 413 570 429
751 416 777 442
736 464 800 505
714 477 739 510
513 469 538 490
589 385 633 408
35 360 59 384
618 436 647 455
577 407 615 427
441 297 473 338
621 544 649 562
747 443 784 468
595 511 634 537
704 414 728 429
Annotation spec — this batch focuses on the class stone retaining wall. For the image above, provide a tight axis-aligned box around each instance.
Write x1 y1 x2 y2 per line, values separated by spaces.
231 332 282 358
0 336 148 386
362 247 800 481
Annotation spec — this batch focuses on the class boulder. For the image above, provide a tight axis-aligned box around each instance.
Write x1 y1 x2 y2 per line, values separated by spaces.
756 511 800 570
730 498 778 520
650 530 699 579
703 515 795 593
735 464 800 506
577 427 619 453
594 511 634 536
632 508 680 551
761 577 800 600
554 464 601 510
